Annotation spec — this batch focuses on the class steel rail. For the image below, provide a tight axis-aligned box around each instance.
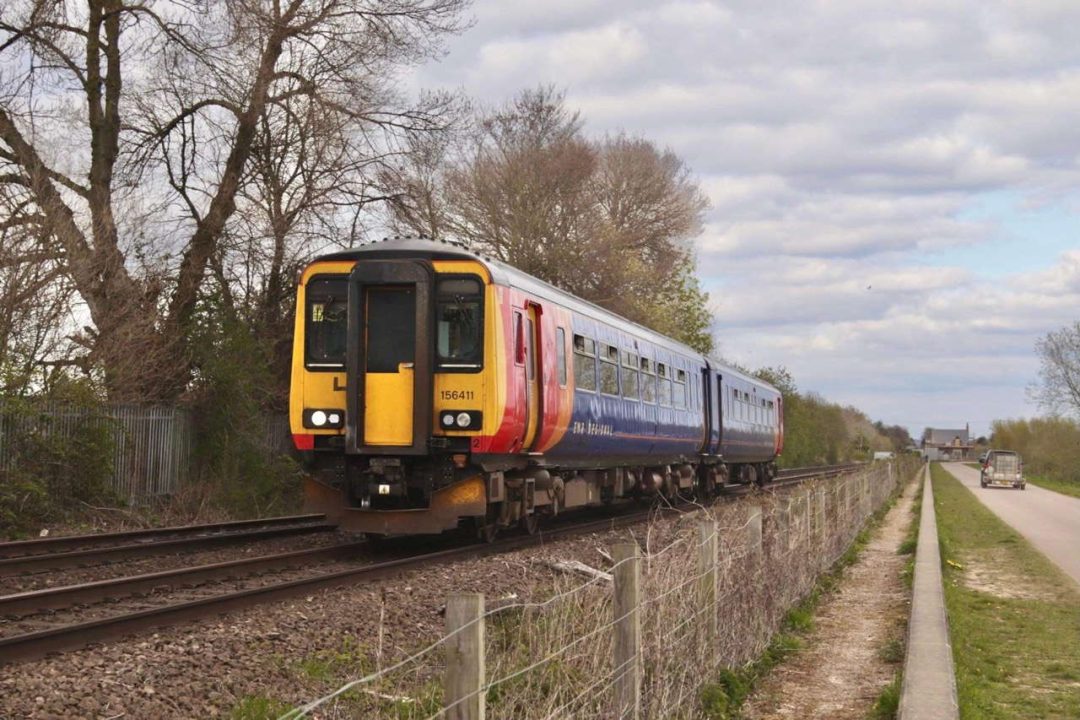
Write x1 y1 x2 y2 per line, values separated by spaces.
0 522 337 577
0 463 861 666
0 514 328 559
0 541 369 616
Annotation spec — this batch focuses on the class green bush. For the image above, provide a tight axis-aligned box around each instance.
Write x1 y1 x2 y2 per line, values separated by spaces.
991 417 1080 485
187 303 301 517
0 387 119 536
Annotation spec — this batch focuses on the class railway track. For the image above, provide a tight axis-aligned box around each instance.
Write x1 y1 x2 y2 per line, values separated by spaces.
0 514 336 576
0 464 859 666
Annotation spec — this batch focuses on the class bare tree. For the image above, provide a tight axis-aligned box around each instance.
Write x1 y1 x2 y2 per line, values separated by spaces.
1032 321 1080 417
392 86 714 352
0 184 78 394
0 0 467 400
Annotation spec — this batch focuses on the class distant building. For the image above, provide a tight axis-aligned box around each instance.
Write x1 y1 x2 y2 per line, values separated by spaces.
922 424 973 461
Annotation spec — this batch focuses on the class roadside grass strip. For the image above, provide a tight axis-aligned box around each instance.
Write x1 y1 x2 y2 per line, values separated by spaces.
1025 474 1080 499
932 464 1080 719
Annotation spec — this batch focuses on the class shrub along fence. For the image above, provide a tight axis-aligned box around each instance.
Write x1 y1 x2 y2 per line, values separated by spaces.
0 400 291 506
284 457 917 720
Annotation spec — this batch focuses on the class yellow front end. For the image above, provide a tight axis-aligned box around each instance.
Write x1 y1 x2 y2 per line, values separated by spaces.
289 253 506 534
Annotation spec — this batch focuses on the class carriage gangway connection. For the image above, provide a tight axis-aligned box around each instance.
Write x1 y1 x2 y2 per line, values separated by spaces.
0 463 860 666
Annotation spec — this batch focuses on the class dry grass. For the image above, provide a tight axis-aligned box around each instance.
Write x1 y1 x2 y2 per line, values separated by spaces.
281 459 917 720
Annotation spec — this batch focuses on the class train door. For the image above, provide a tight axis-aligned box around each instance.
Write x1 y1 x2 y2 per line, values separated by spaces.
522 304 542 449
716 374 725 453
776 395 785 455
702 366 720 455
363 286 416 445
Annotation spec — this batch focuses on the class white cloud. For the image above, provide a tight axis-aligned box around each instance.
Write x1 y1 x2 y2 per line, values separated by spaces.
411 0 1080 432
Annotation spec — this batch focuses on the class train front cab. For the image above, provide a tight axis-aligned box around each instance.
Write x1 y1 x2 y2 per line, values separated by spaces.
291 253 502 535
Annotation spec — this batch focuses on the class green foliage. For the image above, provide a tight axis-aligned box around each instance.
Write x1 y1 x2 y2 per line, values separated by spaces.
990 416 1080 495
700 668 750 719
873 420 914 452
187 301 300 517
0 382 120 536
878 638 904 664
784 606 814 632
870 675 901 719
641 259 715 354
230 695 293 720
294 636 375 682
755 365 897 467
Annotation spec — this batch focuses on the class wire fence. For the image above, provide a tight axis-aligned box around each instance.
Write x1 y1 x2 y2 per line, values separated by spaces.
0 400 291 504
281 457 916 720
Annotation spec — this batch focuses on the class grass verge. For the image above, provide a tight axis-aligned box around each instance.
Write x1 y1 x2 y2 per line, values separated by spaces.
932 463 1080 719
1025 473 1080 499
700 475 913 719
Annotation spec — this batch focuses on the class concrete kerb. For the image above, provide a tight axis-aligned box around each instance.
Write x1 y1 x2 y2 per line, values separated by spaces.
899 464 959 720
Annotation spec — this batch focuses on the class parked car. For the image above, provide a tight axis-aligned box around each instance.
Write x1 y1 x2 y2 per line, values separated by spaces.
980 450 1025 490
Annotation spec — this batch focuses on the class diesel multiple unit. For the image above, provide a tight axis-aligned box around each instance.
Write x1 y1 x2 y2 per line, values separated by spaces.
290 237 783 537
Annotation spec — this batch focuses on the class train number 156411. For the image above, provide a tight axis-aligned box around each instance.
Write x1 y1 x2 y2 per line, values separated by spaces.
439 390 475 401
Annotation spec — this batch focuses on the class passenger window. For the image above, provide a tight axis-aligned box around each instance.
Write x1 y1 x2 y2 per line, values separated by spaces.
657 363 672 407
599 343 619 395
640 357 657 403
673 370 687 408
573 334 597 392
556 327 567 386
622 351 639 400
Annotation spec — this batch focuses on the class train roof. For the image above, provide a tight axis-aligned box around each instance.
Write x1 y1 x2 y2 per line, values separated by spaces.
315 237 777 394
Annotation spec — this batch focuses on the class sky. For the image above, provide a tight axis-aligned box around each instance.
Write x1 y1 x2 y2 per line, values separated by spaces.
409 0 1080 439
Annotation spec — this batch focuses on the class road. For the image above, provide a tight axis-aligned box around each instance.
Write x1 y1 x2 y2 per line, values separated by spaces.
942 462 1080 586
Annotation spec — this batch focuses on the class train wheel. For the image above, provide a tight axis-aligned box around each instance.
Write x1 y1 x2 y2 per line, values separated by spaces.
473 503 501 543
520 511 539 535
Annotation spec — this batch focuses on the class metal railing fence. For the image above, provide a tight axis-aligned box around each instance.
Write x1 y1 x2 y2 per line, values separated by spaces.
0 400 291 503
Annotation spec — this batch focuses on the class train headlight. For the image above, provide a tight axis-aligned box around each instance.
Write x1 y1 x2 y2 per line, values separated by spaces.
440 410 482 431
303 409 344 429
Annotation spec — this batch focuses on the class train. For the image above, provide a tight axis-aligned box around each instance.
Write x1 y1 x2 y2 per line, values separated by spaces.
290 237 783 539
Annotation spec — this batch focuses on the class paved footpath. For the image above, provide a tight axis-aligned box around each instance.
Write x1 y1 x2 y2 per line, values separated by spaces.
942 462 1080 586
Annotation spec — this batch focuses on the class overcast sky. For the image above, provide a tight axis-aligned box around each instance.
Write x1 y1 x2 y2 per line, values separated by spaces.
411 0 1080 438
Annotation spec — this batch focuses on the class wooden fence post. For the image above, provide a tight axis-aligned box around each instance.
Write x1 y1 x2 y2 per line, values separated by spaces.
746 504 763 567
776 501 790 552
612 542 641 720
817 489 828 568
445 592 485 720
698 519 718 642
